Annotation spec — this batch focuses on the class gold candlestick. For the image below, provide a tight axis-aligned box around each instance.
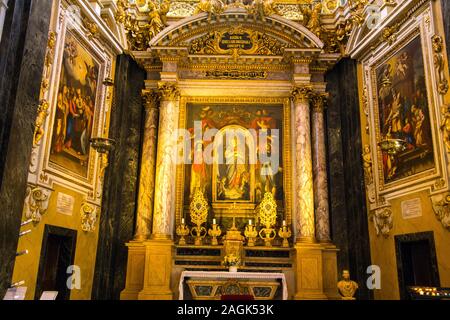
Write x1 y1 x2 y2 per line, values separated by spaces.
176 219 190 245
208 221 222 246
244 223 258 247
278 223 292 248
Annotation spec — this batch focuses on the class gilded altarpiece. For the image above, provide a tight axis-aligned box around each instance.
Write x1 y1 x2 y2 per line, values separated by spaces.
175 97 292 236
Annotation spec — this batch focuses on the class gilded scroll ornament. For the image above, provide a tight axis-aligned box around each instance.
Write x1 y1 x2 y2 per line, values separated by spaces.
440 104 450 152
23 186 51 223
431 194 450 230
33 100 50 146
189 26 288 56
81 202 97 232
381 24 399 45
82 17 100 40
432 35 449 95
190 189 209 245
371 207 393 237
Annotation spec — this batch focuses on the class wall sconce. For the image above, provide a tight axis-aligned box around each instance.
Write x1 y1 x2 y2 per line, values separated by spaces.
90 137 116 176
103 77 114 87
90 137 115 154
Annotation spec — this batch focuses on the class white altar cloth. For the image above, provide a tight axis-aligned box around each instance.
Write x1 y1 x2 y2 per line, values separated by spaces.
178 271 288 300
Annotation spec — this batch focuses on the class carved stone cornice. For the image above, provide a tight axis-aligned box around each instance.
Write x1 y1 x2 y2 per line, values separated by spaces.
157 82 180 101
291 85 313 102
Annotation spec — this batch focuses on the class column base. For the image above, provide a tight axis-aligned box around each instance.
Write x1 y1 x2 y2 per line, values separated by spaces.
120 241 146 300
294 242 328 300
320 243 340 300
138 239 174 300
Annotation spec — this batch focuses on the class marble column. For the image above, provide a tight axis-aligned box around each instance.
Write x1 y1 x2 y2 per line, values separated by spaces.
134 90 159 240
311 93 331 243
151 82 180 239
138 82 179 300
291 86 316 243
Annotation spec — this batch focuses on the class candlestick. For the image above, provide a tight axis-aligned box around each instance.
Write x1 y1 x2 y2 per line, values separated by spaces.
249 220 252 226
213 218 217 225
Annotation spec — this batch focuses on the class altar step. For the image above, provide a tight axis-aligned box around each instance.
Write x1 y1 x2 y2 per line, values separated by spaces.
174 245 294 271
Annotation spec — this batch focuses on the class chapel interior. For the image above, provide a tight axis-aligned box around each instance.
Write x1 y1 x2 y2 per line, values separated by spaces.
1 0 450 301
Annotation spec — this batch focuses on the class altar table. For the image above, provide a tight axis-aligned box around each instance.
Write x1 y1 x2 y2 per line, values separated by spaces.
179 271 288 300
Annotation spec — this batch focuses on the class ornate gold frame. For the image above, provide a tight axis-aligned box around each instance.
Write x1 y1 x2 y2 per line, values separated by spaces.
175 96 292 229
361 2 450 207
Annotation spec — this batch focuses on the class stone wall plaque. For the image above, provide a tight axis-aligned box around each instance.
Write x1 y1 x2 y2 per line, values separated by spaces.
56 192 75 216
401 198 422 220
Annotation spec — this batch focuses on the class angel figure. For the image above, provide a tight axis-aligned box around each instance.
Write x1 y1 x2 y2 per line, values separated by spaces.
147 1 170 38
115 0 131 24
302 3 322 38
250 0 280 21
195 0 225 21
362 144 373 184
440 105 450 151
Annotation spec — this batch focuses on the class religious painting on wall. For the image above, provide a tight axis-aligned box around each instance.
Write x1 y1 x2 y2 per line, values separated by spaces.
375 35 435 184
49 31 100 178
183 104 284 210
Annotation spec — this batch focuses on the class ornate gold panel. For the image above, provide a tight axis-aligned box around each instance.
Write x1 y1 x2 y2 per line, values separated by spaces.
175 96 292 231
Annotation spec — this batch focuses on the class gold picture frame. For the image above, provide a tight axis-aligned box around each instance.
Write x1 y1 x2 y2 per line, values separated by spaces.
175 96 292 227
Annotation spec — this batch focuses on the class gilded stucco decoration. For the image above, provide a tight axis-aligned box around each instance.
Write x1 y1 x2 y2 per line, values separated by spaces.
371 207 393 237
432 35 449 95
431 194 450 230
33 100 50 147
23 186 51 224
80 202 97 232
116 0 171 50
188 26 290 56
440 104 450 153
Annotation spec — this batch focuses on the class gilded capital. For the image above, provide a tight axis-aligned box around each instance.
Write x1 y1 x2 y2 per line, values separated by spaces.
158 82 180 101
291 85 313 102
311 93 329 113
141 89 159 110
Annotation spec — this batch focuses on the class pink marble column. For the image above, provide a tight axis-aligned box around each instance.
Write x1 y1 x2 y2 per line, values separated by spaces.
292 86 316 243
311 93 331 243
134 90 159 240
151 82 180 239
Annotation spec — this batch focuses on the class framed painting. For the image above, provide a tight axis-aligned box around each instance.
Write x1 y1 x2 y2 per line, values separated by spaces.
176 97 292 224
48 30 101 179
373 35 435 187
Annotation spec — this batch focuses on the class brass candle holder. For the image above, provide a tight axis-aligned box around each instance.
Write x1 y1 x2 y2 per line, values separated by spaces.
176 219 190 245
208 219 222 246
278 222 292 248
244 221 258 247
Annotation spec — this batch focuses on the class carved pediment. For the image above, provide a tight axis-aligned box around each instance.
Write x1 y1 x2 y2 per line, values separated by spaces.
188 25 292 56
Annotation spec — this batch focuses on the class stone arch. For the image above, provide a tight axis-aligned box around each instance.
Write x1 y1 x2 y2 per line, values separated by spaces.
150 8 324 54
